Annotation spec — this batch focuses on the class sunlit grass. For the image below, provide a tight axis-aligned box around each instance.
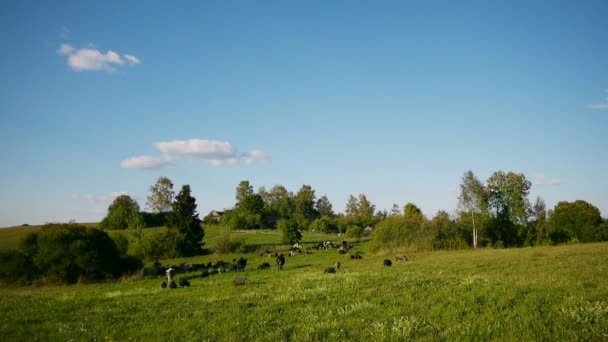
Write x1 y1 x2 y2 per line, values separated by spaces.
1 228 607 341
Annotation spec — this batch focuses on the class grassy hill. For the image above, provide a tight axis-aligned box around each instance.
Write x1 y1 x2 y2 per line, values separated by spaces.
0 224 606 341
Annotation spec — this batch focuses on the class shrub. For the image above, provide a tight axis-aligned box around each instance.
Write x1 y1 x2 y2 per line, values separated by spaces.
345 225 364 238
214 230 245 254
0 223 144 285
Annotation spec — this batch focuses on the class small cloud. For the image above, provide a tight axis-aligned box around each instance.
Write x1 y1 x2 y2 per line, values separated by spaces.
58 43 141 72
533 173 561 186
241 150 271 165
72 191 134 204
120 155 172 169
586 103 608 110
124 54 141 65
123 138 270 169
155 139 236 159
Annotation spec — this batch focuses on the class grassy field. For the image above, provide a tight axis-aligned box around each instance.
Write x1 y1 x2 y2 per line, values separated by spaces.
0 225 607 341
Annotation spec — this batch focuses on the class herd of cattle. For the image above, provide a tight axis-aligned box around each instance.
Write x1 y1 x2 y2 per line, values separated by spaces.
156 240 409 288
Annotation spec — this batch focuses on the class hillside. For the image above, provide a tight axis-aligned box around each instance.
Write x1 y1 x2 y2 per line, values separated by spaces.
0 226 606 340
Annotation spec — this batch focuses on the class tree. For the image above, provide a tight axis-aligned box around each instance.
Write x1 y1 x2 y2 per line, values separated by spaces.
404 203 424 223
293 185 319 230
485 171 531 246
167 185 204 256
345 195 358 218
357 194 376 224
531 196 548 245
238 194 265 229
310 215 338 233
547 200 606 244
268 185 294 218
146 176 174 213
235 180 254 206
100 195 141 230
457 170 486 248
390 204 401 217
278 219 302 245
316 195 334 217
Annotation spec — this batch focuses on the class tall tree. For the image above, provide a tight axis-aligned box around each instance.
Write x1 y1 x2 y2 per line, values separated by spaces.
532 196 548 244
390 203 401 217
100 195 141 230
235 180 254 206
457 170 486 248
485 171 531 246
294 185 318 221
358 194 376 223
268 185 294 218
167 185 204 256
316 195 334 217
345 195 359 218
146 176 174 213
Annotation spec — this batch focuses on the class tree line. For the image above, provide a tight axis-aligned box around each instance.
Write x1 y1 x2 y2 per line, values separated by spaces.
102 172 607 254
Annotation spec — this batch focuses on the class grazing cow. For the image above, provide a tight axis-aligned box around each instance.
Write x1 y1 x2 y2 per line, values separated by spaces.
395 254 408 262
324 267 336 274
179 279 191 287
233 277 250 286
383 259 392 267
258 262 271 270
350 252 363 260
236 257 248 272
338 246 347 254
335 262 342 269
276 253 286 270
166 267 176 284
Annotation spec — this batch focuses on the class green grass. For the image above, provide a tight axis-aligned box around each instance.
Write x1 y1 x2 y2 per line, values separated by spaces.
0 226 607 341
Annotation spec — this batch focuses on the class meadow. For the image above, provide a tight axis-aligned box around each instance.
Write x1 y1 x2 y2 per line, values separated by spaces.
0 225 607 341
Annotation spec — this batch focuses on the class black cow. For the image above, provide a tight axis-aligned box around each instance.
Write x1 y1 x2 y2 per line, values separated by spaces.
276 253 286 270
383 259 392 267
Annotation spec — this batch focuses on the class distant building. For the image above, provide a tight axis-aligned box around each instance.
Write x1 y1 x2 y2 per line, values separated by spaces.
208 210 224 221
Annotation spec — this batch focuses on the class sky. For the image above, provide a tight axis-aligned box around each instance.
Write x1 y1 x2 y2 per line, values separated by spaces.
1 1 607 227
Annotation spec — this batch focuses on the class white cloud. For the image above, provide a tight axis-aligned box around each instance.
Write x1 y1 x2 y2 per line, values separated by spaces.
124 54 141 65
120 155 172 169
123 139 270 169
209 158 239 167
155 139 237 159
241 150 271 165
533 173 561 186
72 191 134 204
58 43 141 72
586 103 608 110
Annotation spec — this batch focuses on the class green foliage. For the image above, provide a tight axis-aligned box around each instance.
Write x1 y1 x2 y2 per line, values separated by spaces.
344 194 377 227
140 211 168 228
235 180 254 205
0 223 143 284
548 200 606 244
146 176 174 213
316 195 334 217
0 250 35 284
403 203 424 223
278 219 302 244
214 229 245 254
310 215 338 233
167 185 205 256
99 195 141 230
345 225 364 238
110 233 129 257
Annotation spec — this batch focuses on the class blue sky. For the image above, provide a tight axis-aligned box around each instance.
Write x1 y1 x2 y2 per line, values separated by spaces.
1 1 607 227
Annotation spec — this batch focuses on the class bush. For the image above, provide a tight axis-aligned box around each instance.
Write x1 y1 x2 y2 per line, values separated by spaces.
214 230 245 254
278 219 302 245
0 223 144 285
0 250 36 284
345 225 364 238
